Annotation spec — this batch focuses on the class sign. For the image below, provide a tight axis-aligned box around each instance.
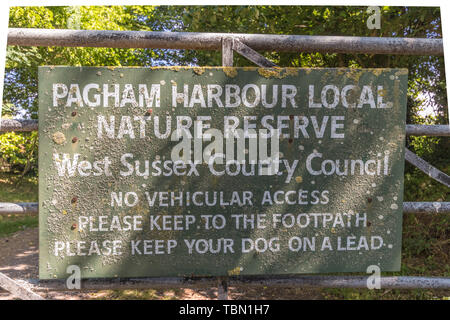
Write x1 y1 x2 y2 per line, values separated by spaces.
38 66 407 279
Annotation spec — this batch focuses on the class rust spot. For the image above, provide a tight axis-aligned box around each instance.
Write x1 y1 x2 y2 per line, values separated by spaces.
288 138 293 144
367 221 372 227
71 223 77 230
71 111 77 117
72 137 78 143
193 67 205 75
289 115 294 120
223 67 238 78
257 68 281 79
284 68 299 77
227 266 241 276
52 132 66 145
71 196 78 204
367 198 373 203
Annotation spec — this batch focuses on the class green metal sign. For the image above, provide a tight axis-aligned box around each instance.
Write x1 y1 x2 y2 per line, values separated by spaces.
39 66 408 279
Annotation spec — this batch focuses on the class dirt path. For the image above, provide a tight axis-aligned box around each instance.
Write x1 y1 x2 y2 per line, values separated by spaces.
0 227 38 280
0 227 324 300
0 227 109 300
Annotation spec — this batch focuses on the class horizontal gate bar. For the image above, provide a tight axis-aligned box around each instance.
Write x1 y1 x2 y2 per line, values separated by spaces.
405 124 450 136
0 202 38 214
1 119 449 136
1 202 449 215
20 275 450 291
8 28 444 56
402 201 450 214
0 119 37 132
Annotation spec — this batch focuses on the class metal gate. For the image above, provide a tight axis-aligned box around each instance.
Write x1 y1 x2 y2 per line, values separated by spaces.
0 28 449 300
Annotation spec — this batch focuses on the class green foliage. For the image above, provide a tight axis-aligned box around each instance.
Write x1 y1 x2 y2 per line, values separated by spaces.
4 6 447 125
149 6 447 121
404 164 449 202
147 5 448 162
0 131 38 173
3 5 160 177
5 6 155 119
0 214 38 237
3 6 158 175
0 173 39 236
0 173 38 202
322 287 448 300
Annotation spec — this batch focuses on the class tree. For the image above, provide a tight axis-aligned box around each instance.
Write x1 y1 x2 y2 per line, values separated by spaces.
2 5 448 173
146 6 448 163
147 6 446 119
2 6 155 174
5 5 155 119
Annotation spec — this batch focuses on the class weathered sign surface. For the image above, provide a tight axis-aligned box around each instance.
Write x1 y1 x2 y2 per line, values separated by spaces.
39 66 408 279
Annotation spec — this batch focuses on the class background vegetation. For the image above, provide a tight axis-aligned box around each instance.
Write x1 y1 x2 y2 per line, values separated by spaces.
0 5 448 300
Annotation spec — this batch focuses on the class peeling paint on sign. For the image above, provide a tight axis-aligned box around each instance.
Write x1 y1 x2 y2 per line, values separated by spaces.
39 67 407 279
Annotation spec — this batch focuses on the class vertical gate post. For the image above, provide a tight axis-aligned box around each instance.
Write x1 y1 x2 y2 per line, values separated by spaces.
217 277 229 300
216 38 234 299
222 37 234 67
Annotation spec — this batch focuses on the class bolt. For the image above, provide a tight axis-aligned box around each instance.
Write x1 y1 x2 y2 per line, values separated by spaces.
72 137 78 143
